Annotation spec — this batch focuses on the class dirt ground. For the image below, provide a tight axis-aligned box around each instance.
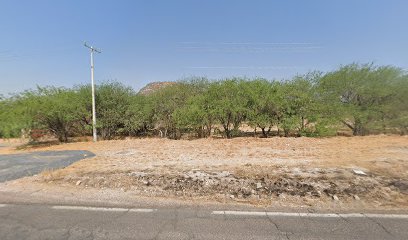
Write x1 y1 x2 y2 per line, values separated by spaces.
1 136 407 210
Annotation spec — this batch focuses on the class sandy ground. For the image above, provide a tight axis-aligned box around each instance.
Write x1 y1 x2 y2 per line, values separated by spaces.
0 136 407 210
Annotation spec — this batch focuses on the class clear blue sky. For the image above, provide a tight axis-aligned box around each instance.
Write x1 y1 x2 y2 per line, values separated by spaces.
1 0 407 95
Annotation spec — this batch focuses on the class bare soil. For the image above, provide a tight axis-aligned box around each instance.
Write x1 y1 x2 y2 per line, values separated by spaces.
1 136 407 210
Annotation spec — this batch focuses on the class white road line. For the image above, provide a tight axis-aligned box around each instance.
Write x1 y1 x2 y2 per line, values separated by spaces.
0 204 7 208
225 211 266 216
129 208 157 213
212 211 408 219
364 214 408 219
298 213 339 218
51 206 156 212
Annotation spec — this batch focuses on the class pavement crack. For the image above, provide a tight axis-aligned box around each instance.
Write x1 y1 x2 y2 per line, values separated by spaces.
363 214 395 238
266 214 291 240
337 214 350 224
113 208 130 221
151 208 181 240
327 214 349 233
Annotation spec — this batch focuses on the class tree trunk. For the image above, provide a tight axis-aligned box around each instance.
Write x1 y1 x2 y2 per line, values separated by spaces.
261 128 268 138
352 119 367 136
222 124 232 139
352 124 366 136
284 128 290 137
221 116 232 139
197 126 206 138
57 131 68 142
224 128 232 139
267 126 272 136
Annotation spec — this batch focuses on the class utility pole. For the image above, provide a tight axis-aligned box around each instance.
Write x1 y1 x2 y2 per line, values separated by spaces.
84 42 101 142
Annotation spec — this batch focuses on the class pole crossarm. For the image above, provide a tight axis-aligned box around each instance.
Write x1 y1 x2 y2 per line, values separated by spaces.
84 42 102 53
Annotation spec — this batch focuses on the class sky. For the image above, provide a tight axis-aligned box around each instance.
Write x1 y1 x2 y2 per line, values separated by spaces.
0 0 407 95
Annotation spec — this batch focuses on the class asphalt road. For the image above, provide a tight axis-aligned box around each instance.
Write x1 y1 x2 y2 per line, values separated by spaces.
0 150 95 182
0 204 407 240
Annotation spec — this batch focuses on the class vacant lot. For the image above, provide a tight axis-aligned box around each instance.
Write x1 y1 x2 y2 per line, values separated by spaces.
1 136 408 210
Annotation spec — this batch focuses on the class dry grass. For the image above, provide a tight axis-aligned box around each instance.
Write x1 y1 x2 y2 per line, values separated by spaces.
9 135 406 177
3 135 408 208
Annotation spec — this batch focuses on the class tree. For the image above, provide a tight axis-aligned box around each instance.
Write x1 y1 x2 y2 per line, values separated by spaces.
318 63 406 135
276 75 317 136
1 62 406 141
246 79 280 137
173 93 213 138
171 78 213 138
0 94 33 138
28 87 86 142
150 82 199 139
125 94 155 136
95 82 134 140
205 79 249 138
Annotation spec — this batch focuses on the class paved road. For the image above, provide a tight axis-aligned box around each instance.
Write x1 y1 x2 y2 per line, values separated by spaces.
0 150 95 182
0 204 407 240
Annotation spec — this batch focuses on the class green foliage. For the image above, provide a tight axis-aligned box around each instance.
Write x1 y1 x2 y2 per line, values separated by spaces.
245 79 280 137
204 78 250 138
150 81 202 139
0 94 33 138
1 63 407 141
278 72 334 137
24 87 88 142
173 94 213 138
95 82 134 140
318 63 407 135
125 94 154 136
